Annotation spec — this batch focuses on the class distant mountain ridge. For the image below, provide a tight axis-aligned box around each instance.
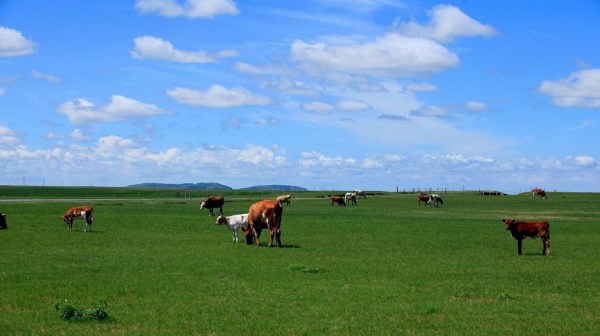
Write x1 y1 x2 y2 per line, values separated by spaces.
242 185 308 191
128 183 307 191
128 182 232 189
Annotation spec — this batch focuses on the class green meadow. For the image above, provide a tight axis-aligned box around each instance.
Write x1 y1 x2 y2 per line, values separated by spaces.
1 191 599 335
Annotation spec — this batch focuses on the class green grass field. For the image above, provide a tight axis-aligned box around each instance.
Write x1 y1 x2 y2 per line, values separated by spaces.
1 191 599 335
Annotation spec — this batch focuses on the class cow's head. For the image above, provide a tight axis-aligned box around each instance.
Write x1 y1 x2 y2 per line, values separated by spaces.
0 213 6 229
215 215 227 226
437 197 444 205
541 192 548 199
199 202 206 210
59 215 69 225
502 218 516 230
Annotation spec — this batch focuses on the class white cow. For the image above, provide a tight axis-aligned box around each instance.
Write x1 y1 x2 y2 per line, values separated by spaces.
215 214 249 243
354 189 366 199
427 194 444 207
345 192 357 205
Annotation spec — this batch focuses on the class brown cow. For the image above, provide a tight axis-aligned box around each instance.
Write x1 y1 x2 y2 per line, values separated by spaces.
242 200 283 247
0 212 7 230
276 195 292 207
417 194 429 206
532 188 547 199
330 195 346 207
200 196 225 216
60 206 94 232
502 219 550 255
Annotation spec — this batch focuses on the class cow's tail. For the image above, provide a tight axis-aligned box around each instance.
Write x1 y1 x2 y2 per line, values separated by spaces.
87 208 94 224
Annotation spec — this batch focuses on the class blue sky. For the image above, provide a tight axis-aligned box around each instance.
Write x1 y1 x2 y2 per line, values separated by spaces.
1 0 599 191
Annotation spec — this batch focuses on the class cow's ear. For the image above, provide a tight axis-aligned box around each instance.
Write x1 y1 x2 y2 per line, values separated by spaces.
501 219 506 222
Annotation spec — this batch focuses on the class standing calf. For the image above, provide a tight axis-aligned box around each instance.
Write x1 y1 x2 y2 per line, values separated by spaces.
330 196 346 207
60 206 94 232
276 195 292 207
502 219 550 255
215 214 248 243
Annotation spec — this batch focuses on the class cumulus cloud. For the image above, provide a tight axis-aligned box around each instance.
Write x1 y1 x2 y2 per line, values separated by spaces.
299 151 356 168
135 0 239 18
397 4 499 43
335 100 371 111
0 125 20 144
538 69 600 109
257 77 321 98
131 36 238 63
465 101 489 112
167 85 271 108
0 26 36 57
31 70 62 84
290 33 460 77
405 82 438 92
410 105 451 118
575 59 591 68
234 62 295 76
69 129 91 142
301 101 335 114
56 95 171 126
565 155 596 167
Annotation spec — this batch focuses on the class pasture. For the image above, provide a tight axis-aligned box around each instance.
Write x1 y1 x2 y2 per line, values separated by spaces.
1 192 599 335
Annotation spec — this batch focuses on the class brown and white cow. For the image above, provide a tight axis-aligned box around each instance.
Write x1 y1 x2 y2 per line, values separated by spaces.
344 192 357 206
502 219 550 255
242 200 283 247
427 194 444 207
215 214 248 243
532 188 547 199
276 195 292 207
417 194 429 206
0 212 7 230
200 196 225 216
330 195 346 207
60 206 94 232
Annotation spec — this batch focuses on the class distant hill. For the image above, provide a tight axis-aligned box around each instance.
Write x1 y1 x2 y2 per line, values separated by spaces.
242 185 308 191
128 182 232 190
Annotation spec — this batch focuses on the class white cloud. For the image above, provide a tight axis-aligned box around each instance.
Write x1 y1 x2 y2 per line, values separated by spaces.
234 62 295 76
335 100 371 112
56 95 171 126
167 85 271 108
257 77 321 98
566 155 596 167
135 0 239 18
43 132 65 140
465 101 489 111
383 154 405 162
131 36 238 63
290 33 460 77
298 151 356 168
0 125 20 144
361 158 382 168
410 105 451 118
538 69 600 109
405 82 438 92
69 129 91 142
0 87 5 96
575 59 591 68
397 4 499 43
31 70 62 84
0 26 36 57
301 101 335 114
562 120 594 132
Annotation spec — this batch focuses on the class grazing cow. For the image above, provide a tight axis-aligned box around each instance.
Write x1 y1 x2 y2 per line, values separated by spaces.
330 195 346 207
532 188 548 199
215 214 248 243
502 219 550 255
276 195 292 207
427 194 444 207
60 206 94 232
344 192 357 206
417 194 429 206
0 213 7 230
200 196 225 216
354 189 367 199
243 200 283 247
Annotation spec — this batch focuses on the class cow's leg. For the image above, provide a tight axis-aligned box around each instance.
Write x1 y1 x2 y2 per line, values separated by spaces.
209 208 214 216
268 227 275 248
245 229 254 245
517 239 522 255
233 229 238 243
219 206 224 216
275 228 281 248
253 228 262 246
542 237 550 255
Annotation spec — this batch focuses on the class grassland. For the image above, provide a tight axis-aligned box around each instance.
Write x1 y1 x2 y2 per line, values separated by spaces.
1 191 599 335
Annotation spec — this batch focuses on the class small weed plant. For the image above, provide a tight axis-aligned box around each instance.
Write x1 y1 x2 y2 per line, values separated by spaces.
54 300 109 321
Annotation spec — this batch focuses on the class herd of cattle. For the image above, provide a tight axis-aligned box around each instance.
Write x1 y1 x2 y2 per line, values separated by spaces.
0 188 551 254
